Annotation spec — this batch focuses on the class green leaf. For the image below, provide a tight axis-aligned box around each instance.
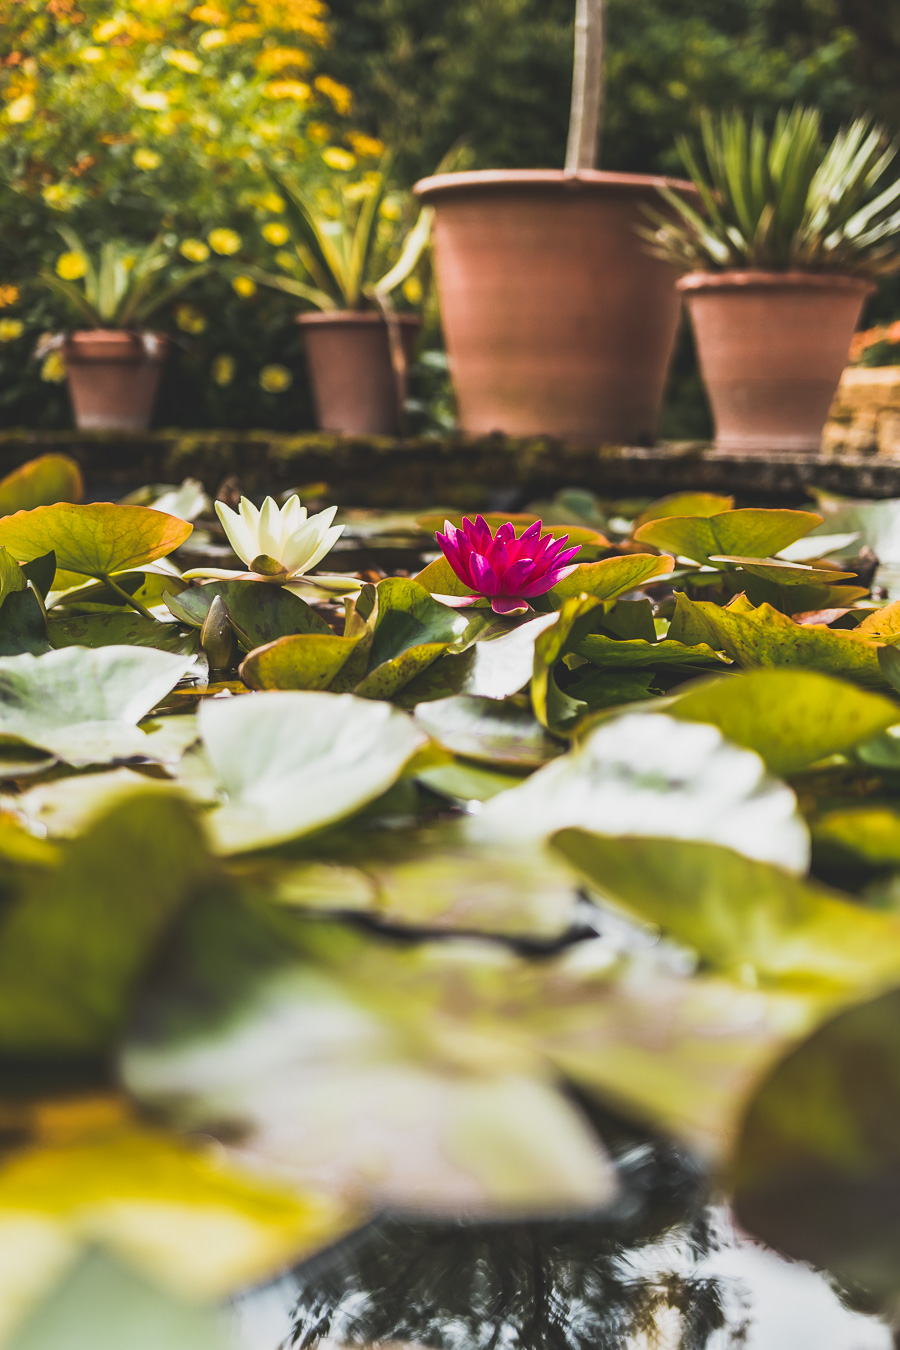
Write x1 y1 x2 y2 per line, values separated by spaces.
532 595 603 733
575 633 728 669
165 579 331 651
812 805 900 865
633 509 822 566
670 669 899 775
0 504 192 578
472 712 809 872
0 590 49 658
123 898 618 1215
554 832 900 995
548 553 674 603
3 1251 230 1350
669 594 885 684
414 554 475 599
0 646 193 765
405 614 557 704
353 578 469 699
633 491 734 528
413 694 563 767
240 632 362 691
0 455 83 516
732 984 900 1304
49 612 199 655
0 792 214 1054
709 556 859 586
196 691 426 853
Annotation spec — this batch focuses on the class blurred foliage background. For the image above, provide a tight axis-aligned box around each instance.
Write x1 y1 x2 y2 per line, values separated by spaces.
1 0 898 434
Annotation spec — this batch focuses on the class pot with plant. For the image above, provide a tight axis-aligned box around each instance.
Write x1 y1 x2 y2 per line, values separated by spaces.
38 230 208 433
247 165 432 436
644 107 900 454
413 0 695 446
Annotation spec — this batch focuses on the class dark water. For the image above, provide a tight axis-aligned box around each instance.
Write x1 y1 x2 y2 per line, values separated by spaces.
233 1144 892 1350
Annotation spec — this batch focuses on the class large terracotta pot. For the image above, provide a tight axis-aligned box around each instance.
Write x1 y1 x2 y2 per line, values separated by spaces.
413 169 694 445
298 311 421 436
678 272 874 454
63 330 169 431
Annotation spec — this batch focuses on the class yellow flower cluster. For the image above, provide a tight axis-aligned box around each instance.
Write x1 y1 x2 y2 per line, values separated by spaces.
0 319 24 342
259 363 292 392
208 228 241 256
56 252 89 281
0 286 21 309
180 239 210 262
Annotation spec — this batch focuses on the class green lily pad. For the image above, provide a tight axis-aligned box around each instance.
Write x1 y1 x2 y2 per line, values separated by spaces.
532 594 603 733
575 633 728 668
165 579 332 650
398 615 558 706
4 1251 230 1350
49 612 199 655
354 578 469 699
0 454 83 516
633 509 822 566
554 832 900 995
811 806 900 866
0 792 214 1054
670 669 899 775
732 983 900 1305
709 556 859 585
472 712 809 872
633 491 734 528
0 503 192 577
123 896 617 1216
197 691 426 853
0 646 194 765
413 694 563 767
670 593 885 684
240 633 363 691
549 553 674 603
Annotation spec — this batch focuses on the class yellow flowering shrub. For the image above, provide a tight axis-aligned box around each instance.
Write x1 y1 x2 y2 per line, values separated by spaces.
0 0 391 429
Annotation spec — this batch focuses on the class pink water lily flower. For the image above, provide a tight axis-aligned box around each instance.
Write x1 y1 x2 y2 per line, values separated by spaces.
436 515 580 615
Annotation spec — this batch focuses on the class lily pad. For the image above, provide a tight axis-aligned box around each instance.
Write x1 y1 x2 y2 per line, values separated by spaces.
0 454 83 516
0 792 214 1054
554 832 900 995
732 983 900 1305
0 503 192 577
633 491 734 528
123 897 617 1216
633 509 822 566
670 669 899 775
165 579 331 651
549 553 674 603
472 712 810 873
197 691 426 853
669 594 885 684
414 694 563 767
532 594 603 733
0 646 194 765
709 557 859 586
240 633 363 691
49 612 199 655
575 633 728 669
354 578 470 699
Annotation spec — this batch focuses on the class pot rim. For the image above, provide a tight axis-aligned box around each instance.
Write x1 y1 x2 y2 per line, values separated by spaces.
677 270 876 295
414 168 697 201
296 310 422 327
64 328 169 343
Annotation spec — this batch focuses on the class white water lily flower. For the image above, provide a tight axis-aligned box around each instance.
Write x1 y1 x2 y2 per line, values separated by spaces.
184 495 359 596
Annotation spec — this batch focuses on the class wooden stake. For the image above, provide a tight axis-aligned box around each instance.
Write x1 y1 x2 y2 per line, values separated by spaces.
565 0 604 173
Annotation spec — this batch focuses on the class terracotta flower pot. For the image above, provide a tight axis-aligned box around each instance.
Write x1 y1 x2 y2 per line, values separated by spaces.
63 330 169 432
298 311 421 436
678 272 875 454
413 169 694 445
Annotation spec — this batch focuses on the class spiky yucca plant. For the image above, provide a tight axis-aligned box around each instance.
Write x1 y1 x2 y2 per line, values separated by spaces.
38 228 209 328
644 107 900 277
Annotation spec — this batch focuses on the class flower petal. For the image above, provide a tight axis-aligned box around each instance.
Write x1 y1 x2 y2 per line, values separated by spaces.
467 515 494 553
470 553 500 596
500 559 538 594
215 500 255 567
491 596 530 615
520 563 579 597
257 496 286 560
282 495 308 535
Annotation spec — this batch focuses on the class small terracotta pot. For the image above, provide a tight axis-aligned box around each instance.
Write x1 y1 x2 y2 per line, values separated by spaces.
298 311 421 436
414 169 694 445
678 272 874 453
63 330 169 432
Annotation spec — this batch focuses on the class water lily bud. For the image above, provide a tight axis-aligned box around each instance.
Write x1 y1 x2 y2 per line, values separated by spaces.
200 594 236 670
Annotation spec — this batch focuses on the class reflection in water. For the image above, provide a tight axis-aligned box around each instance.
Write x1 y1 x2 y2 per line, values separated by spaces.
283 1143 748 1350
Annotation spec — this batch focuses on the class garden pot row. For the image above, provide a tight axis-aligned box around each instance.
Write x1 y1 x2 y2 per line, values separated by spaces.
62 171 869 452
